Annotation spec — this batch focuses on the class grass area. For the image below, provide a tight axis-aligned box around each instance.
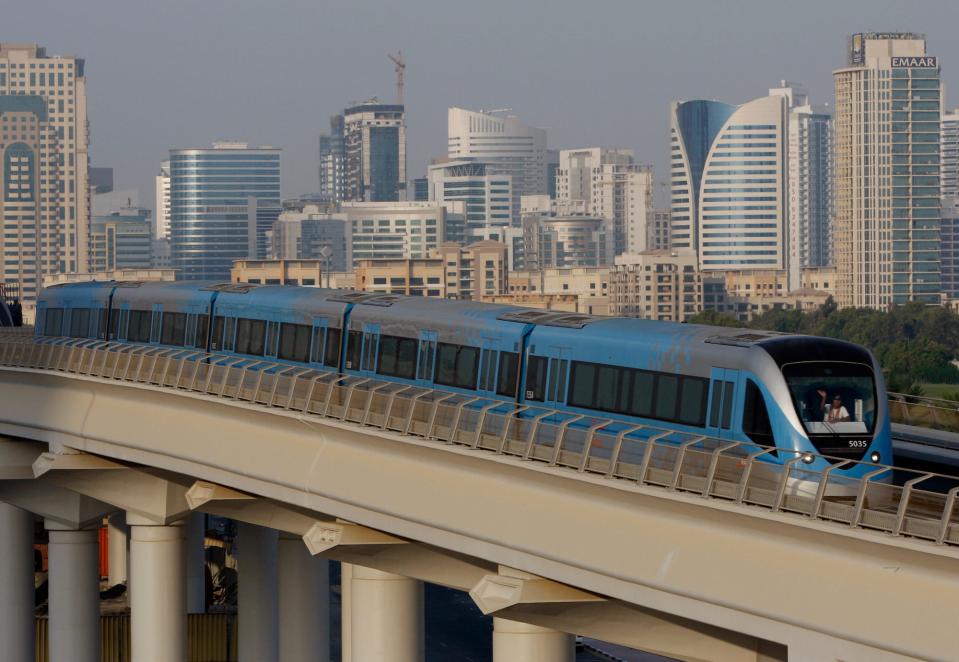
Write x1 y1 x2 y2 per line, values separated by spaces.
917 383 959 400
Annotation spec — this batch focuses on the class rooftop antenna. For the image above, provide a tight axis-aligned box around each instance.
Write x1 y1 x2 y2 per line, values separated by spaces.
388 51 405 105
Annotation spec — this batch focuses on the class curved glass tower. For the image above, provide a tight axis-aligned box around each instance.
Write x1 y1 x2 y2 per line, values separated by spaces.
170 142 281 281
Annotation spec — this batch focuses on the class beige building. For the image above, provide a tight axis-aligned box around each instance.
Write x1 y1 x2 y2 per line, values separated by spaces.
354 241 508 300
1 44 89 315
482 293 607 315
231 259 324 287
43 269 176 288
504 266 609 315
801 266 837 295
609 250 702 322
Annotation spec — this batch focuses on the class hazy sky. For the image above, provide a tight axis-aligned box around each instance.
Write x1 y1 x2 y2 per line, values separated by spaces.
7 0 959 211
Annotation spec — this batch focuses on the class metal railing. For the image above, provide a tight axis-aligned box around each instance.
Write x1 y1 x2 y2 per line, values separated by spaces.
1 331 957 549
889 391 959 434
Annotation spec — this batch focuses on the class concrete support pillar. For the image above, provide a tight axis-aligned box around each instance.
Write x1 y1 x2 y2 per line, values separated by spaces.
492 618 574 662
350 566 423 662
0 503 35 662
129 517 186 662
46 523 100 662
185 511 205 614
341 562 353 662
278 534 329 662
237 522 278 662
106 511 128 586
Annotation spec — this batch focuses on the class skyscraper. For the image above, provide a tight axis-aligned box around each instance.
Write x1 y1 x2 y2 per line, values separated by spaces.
427 160 513 235
169 142 281 281
833 32 941 308
0 43 89 314
555 148 653 255
318 114 345 203
941 108 959 199
769 82 833 286
154 160 171 239
447 107 547 222
670 96 788 274
343 101 406 202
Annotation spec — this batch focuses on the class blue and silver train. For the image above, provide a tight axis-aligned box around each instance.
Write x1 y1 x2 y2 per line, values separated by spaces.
34 281 892 478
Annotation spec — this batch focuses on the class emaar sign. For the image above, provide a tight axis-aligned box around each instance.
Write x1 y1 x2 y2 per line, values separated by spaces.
891 56 938 68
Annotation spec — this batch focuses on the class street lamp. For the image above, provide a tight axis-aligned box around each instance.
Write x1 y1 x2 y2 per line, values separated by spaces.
319 246 333 289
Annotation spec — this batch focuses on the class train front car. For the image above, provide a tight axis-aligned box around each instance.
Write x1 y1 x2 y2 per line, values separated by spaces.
35 281 116 340
748 334 891 480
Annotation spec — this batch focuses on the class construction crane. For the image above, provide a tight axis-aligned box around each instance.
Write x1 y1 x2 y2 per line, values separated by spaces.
388 51 405 105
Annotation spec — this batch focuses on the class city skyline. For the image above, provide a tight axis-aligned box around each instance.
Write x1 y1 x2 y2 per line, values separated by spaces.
6 0 959 211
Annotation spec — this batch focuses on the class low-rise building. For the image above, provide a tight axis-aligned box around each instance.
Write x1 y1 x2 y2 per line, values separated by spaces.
608 250 702 322
42 269 177 287
231 259 324 286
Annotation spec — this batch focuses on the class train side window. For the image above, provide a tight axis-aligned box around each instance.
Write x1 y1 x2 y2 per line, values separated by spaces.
496 352 519 397
525 355 548 401
553 359 568 402
595 365 621 412
568 362 596 409
236 318 266 356
44 308 63 335
325 328 342 367
195 315 209 349
211 316 225 351
417 338 436 381
345 331 362 370
70 308 90 338
479 350 497 391
127 310 152 343
627 370 655 418
436 342 480 390
377 335 417 379
743 380 775 449
161 313 187 346
98 308 109 340
678 377 708 426
310 327 325 364
279 323 311 362
654 374 679 421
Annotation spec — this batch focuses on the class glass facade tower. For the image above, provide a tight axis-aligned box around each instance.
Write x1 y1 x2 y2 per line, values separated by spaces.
170 142 281 281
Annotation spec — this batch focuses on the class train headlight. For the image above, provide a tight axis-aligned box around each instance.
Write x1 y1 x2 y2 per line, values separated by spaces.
870 451 881 463
802 453 815 464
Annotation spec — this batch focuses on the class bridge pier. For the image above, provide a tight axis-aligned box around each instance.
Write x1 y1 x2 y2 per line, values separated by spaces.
0 502 34 662
106 511 128 586
350 565 423 662
128 516 186 662
492 618 574 662
46 522 100 662
278 533 329 662
237 522 278 662
185 511 205 614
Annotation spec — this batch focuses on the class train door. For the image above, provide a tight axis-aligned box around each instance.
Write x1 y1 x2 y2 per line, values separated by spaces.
477 338 499 397
309 319 328 367
415 330 437 386
523 346 570 407
359 323 380 377
708 368 739 439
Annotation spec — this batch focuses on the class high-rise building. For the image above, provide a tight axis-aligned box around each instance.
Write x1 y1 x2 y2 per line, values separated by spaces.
427 159 513 234
941 197 959 300
942 108 959 199
834 32 941 307
318 114 345 203
344 102 406 202
89 167 113 194
268 204 350 272
556 148 654 256
154 160 170 240
0 44 89 314
448 107 547 222
412 177 429 201
769 81 833 286
169 142 281 281
670 95 788 275
89 207 153 273
341 201 445 265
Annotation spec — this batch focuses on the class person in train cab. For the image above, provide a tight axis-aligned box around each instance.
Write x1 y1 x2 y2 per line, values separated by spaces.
817 389 850 423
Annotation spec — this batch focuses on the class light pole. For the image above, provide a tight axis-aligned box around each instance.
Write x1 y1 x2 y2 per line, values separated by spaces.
319 246 333 289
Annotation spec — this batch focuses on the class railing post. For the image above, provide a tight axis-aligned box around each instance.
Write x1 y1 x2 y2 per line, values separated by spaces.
894 473 934 536
577 421 611 472
851 467 891 528
549 415 585 466
605 425 644 478
701 441 741 497
937 486 959 545
811 460 851 518
472 401 506 449
669 436 706 490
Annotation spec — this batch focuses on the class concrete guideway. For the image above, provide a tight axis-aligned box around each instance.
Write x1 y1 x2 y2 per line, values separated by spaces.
0 337 957 660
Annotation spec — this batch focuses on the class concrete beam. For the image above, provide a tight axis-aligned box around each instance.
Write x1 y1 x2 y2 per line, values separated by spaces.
0 480 115 530
470 567 603 615
0 438 46 478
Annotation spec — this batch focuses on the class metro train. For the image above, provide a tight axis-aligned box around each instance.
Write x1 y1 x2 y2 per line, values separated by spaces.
34 281 892 478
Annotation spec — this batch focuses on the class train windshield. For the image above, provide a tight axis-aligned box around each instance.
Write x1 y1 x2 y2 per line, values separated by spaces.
782 362 876 435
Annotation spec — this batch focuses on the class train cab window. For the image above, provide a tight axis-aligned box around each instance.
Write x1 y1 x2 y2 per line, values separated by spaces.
345 331 362 370
325 328 342 367
743 380 775 449
195 315 209 349
235 318 266 356
160 313 187 346
127 310 152 343
377 335 417 379
435 342 480 390
70 308 90 338
44 308 63 336
678 377 708 427
278 323 311 362
496 351 519 397
525 355 548 401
